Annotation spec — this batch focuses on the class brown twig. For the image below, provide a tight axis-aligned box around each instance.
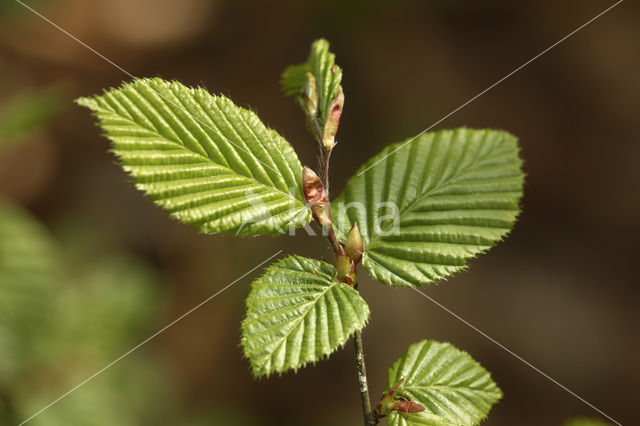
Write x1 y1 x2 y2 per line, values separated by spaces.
309 100 374 426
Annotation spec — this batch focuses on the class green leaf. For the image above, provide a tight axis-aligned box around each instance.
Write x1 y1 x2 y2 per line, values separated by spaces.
280 64 310 98
385 340 502 426
388 412 462 426
77 78 311 237
564 418 614 426
281 39 343 128
332 128 523 287
241 255 369 377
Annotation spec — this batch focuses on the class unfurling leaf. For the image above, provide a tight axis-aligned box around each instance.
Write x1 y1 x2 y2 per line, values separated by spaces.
302 72 318 117
241 255 369 377
385 340 502 425
333 128 524 287
77 78 311 237
281 39 343 131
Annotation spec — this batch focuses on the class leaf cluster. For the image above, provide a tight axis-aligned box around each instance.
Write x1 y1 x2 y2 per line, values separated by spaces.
78 39 525 425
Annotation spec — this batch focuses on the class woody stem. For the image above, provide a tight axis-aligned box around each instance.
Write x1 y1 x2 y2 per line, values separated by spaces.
313 112 374 426
354 330 376 425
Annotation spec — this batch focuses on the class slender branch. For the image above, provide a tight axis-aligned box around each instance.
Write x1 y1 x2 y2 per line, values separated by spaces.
312 108 374 426
353 330 376 426
321 147 332 195
327 226 345 257
319 144 346 258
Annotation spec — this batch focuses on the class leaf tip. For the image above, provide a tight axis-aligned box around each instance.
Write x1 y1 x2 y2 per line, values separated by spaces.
74 96 96 109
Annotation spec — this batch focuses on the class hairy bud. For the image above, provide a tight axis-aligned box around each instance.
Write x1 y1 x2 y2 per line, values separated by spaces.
311 202 332 227
374 378 407 418
336 254 351 281
301 72 318 117
302 167 326 204
302 167 331 226
345 223 363 263
322 88 344 150
390 401 425 414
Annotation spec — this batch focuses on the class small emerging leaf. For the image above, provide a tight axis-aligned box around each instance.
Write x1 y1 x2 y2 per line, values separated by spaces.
385 340 502 426
281 39 343 130
77 78 311 237
333 128 524 287
241 255 369 377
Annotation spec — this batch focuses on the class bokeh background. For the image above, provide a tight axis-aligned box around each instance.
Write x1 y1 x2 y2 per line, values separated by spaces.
0 0 638 425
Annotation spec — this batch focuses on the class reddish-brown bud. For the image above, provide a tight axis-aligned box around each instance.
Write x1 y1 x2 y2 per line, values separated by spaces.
302 167 331 226
390 401 425 414
374 378 406 418
322 88 344 150
345 223 363 263
302 167 326 204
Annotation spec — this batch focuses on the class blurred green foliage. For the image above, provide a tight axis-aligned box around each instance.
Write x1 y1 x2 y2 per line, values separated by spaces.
0 197 267 425
0 0 46 21
0 83 269 425
0 200 55 388
0 199 172 425
0 86 65 150
564 418 614 426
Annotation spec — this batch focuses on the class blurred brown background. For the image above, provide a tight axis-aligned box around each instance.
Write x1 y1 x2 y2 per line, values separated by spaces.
0 0 638 425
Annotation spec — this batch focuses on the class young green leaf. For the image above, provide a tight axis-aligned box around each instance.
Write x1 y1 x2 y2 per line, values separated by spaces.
281 39 343 129
241 255 369 377
385 340 502 426
332 128 523 287
77 78 311 237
